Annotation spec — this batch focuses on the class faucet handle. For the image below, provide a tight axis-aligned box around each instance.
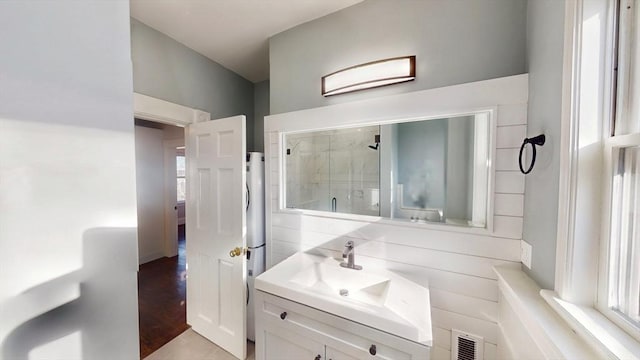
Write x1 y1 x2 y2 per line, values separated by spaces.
344 240 354 248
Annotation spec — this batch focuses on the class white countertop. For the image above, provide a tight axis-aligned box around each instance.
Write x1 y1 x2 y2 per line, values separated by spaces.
255 251 433 346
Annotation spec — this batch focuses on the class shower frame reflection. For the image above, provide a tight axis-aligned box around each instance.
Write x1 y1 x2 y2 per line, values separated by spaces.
283 110 492 229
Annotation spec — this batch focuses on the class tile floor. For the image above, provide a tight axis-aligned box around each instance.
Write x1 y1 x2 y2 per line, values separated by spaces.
144 329 255 360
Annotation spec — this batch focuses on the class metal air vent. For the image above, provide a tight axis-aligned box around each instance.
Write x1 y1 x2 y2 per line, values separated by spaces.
451 329 483 360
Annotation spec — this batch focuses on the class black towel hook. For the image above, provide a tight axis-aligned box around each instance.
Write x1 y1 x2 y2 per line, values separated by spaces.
519 134 546 174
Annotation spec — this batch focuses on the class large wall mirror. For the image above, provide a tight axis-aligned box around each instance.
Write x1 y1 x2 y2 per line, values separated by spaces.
284 111 491 228
266 75 529 234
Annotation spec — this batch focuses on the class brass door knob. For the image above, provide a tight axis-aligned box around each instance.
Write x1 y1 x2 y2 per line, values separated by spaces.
229 247 246 257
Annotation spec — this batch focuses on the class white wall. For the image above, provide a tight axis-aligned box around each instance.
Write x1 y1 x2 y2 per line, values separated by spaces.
135 126 166 264
0 1 138 358
162 125 185 226
163 123 186 141
265 76 529 359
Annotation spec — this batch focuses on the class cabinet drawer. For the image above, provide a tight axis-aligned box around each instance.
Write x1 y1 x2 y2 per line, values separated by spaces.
256 291 429 360
263 325 324 360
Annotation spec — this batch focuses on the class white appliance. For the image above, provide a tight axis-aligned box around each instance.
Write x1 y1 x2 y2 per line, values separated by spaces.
246 152 265 342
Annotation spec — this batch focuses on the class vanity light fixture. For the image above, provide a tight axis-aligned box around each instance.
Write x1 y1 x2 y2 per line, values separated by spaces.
321 56 416 96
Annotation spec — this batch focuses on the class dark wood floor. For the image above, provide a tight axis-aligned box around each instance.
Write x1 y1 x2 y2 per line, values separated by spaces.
138 225 189 359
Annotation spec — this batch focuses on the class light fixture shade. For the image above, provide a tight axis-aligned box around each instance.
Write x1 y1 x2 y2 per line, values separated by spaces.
321 56 416 96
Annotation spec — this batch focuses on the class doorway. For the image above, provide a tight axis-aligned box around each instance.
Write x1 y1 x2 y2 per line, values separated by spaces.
134 119 188 358
133 95 249 360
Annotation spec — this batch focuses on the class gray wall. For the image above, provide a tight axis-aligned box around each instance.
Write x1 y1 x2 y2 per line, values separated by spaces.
522 0 566 290
131 18 256 150
269 0 527 114
253 80 270 152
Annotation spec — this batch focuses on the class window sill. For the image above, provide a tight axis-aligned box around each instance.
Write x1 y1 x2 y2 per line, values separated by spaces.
494 266 597 359
540 290 640 360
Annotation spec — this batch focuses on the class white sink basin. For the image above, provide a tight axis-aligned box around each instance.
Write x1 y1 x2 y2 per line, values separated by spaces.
255 252 432 346
290 261 391 306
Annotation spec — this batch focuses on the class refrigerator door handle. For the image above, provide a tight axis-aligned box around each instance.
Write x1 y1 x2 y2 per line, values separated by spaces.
245 183 250 212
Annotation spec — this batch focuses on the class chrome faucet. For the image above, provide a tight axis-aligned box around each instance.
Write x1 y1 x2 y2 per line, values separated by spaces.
340 240 362 270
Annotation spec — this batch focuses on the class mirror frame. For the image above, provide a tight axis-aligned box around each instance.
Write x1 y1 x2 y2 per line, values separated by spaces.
282 111 492 226
264 74 528 235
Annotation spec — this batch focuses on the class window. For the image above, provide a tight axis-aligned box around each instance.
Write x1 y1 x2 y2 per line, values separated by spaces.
550 1 640 355
176 154 186 202
599 0 640 337
608 146 640 324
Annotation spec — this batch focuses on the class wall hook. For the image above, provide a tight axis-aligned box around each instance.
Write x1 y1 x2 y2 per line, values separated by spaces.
518 134 545 174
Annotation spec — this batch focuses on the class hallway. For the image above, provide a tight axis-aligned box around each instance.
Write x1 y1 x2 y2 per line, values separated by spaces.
138 225 188 358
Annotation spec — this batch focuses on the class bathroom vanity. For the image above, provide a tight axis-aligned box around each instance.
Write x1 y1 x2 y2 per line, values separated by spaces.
261 75 529 357
254 252 432 359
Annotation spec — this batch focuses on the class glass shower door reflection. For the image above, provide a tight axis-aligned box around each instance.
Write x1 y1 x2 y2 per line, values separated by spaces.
328 126 380 216
285 126 380 217
285 132 331 212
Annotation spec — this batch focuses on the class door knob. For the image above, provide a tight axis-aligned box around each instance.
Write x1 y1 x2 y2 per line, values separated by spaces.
229 247 246 257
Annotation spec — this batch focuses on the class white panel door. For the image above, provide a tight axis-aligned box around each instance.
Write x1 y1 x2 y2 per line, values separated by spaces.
186 115 247 359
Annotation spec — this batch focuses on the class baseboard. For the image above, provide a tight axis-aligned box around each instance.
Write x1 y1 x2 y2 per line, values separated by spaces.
139 251 165 265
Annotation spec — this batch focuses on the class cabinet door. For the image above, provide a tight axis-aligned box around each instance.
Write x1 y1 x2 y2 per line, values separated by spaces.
326 340 412 360
264 327 324 360
325 346 359 360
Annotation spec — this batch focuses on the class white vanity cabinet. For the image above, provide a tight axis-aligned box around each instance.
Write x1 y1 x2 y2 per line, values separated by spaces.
255 290 430 360
263 326 324 360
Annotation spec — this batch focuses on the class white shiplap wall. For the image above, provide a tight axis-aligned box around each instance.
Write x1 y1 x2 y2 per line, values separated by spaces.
264 75 528 359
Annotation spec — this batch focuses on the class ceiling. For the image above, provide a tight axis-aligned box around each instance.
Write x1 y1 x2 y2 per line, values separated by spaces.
130 0 364 83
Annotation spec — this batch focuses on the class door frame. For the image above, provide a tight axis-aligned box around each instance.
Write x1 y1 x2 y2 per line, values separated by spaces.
133 93 211 258
163 139 183 258
133 93 210 126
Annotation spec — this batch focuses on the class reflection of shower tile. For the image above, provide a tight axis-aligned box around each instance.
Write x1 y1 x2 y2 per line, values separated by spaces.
286 126 381 217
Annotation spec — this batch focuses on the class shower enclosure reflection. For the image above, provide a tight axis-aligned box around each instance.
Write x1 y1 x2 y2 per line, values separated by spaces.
286 125 381 216
284 112 490 228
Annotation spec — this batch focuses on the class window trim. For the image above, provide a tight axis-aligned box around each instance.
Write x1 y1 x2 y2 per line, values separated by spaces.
597 126 640 341
555 0 617 304
176 154 186 203
554 0 583 301
597 0 640 341
555 0 640 352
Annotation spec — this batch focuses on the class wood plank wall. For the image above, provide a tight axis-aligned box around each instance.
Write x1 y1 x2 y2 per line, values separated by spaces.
264 89 527 360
